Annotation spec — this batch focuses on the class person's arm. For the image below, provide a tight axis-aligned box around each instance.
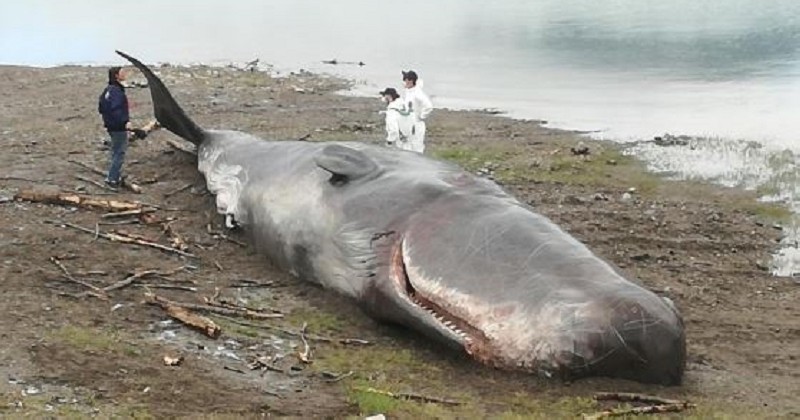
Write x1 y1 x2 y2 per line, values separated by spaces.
417 90 433 120
386 111 400 145
107 87 131 130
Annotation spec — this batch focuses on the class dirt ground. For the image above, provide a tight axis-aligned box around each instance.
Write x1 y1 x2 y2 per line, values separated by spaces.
0 63 797 419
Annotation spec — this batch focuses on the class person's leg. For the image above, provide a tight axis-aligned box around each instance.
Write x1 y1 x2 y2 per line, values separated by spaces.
412 121 426 153
106 131 128 185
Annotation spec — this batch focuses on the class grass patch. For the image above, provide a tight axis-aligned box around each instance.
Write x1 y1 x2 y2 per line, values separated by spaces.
285 307 348 333
741 200 793 223
0 392 152 419
49 325 141 357
431 144 662 194
496 394 597 420
430 146 507 172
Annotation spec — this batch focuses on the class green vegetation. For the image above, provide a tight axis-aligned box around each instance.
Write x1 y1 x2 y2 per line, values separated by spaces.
49 325 141 357
431 144 662 194
0 392 152 419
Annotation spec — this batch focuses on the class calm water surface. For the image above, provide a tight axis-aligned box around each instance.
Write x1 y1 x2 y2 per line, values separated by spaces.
3 0 800 276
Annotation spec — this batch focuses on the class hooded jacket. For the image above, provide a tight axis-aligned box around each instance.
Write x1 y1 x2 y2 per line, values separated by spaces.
98 81 129 132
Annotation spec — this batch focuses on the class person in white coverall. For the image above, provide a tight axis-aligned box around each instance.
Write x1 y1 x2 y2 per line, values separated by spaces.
401 70 433 153
380 87 415 151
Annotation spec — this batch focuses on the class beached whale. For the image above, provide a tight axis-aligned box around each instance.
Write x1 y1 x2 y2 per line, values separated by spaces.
118 51 686 385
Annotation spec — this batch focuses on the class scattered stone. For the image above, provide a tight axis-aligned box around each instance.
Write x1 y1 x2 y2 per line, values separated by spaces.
653 133 691 147
163 354 184 366
564 195 587 205
22 386 41 396
570 142 590 156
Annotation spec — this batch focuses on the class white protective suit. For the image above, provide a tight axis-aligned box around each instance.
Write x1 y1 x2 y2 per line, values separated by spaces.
384 98 416 152
403 81 433 153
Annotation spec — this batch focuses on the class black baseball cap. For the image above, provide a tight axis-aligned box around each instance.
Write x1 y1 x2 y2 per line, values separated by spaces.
402 70 418 82
379 87 399 99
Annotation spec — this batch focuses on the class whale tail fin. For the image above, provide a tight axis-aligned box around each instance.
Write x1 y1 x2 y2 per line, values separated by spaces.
116 50 205 145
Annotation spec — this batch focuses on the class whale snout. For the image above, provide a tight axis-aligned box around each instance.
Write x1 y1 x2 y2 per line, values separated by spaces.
466 294 686 385
572 302 686 385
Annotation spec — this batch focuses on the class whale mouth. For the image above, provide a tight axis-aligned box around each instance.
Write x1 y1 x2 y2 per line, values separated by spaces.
391 239 482 348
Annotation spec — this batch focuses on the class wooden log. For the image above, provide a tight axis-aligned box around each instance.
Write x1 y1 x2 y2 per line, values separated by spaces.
16 190 143 212
145 292 221 338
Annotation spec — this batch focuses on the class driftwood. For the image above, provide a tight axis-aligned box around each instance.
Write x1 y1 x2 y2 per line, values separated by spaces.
45 220 196 258
322 370 354 383
206 224 247 247
49 256 109 300
67 160 142 193
75 175 116 192
145 291 221 338
229 279 275 288
101 208 156 219
296 322 313 364
354 387 462 406
0 176 52 183
139 284 197 292
164 182 194 198
200 299 284 320
163 137 197 155
593 392 683 406
163 222 189 251
582 392 696 419
583 403 695 419
104 266 189 293
205 290 283 316
17 190 144 212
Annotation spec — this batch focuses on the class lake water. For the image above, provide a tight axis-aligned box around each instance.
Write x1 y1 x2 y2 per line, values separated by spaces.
3 0 800 277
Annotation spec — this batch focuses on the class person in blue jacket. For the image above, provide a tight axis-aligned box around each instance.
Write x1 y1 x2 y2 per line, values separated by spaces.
97 66 132 188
